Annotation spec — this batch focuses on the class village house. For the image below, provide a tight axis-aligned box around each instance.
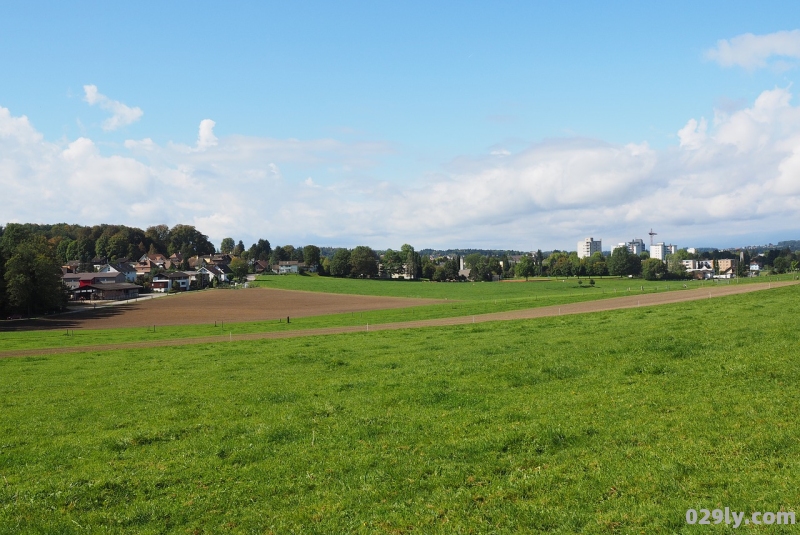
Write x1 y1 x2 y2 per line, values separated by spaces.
151 272 190 293
97 262 138 282
274 260 301 274
254 260 272 274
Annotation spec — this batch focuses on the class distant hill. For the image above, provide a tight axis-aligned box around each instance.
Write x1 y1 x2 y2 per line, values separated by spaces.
777 240 800 251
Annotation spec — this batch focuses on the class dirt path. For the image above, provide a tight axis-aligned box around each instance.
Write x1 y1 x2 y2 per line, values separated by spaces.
1 281 796 358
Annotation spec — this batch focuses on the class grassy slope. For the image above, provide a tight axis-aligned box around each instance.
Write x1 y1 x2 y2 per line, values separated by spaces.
3 274 794 351
1 286 799 533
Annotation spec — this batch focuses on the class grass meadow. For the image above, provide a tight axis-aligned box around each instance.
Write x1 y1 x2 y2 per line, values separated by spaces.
0 284 799 533
251 272 796 300
2 273 795 352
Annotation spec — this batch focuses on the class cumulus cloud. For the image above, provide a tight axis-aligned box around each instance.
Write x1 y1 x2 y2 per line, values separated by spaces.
83 84 143 130
706 30 800 69
196 119 217 150
3 86 800 249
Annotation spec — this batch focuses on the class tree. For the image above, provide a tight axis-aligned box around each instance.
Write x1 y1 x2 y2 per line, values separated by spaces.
515 255 535 280
487 257 502 276
443 256 460 280
282 245 296 261
382 249 404 277
55 237 73 263
167 225 215 257
329 248 351 277
4 236 67 316
229 257 249 281
608 246 640 277
469 257 491 281
642 258 666 280
107 230 133 259
220 238 235 255
350 246 379 278
248 239 271 261
234 240 245 257
145 224 170 254
0 223 32 259
303 245 321 270
401 244 422 279
464 253 483 270
666 254 688 278
421 257 436 279
94 234 109 258
269 245 291 265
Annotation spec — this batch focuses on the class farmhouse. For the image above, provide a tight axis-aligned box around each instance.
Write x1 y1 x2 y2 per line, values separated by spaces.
62 272 142 300
82 283 142 300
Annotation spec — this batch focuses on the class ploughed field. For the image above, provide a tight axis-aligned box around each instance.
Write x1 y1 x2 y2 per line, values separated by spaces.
2 288 446 331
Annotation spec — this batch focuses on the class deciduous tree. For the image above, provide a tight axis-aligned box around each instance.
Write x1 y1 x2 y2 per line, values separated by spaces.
330 248 351 277
350 246 378 278
642 258 666 280
220 238 235 254
303 245 321 270
515 255 535 280
4 237 66 316
229 257 249 281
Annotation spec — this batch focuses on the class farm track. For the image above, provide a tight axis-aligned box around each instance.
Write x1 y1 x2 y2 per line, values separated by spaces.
1 280 796 358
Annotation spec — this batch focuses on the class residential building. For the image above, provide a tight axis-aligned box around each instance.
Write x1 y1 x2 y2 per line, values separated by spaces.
650 243 677 261
151 272 190 292
614 238 646 256
717 258 738 275
577 237 602 259
97 263 138 282
276 261 300 274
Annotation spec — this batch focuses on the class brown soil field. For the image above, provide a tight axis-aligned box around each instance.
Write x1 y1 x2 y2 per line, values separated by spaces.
1 288 446 331
1 280 796 359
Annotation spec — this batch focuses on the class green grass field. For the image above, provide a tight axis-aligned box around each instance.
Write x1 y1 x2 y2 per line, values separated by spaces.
252 272 795 300
2 273 794 352
1 284 799 533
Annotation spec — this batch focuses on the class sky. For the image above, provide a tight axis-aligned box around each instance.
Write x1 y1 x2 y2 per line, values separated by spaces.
2 1 800 252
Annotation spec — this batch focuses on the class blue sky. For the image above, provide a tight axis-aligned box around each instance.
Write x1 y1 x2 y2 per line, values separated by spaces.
2 2 800 251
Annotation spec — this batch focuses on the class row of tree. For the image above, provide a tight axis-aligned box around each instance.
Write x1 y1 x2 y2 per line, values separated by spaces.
324 244 424 279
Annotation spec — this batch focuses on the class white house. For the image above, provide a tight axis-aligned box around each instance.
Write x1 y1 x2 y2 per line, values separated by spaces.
97 263 138 282
151 272 190 292
277 261 300 274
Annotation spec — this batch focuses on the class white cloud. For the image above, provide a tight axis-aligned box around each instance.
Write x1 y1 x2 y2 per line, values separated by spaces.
706 30 800 70
677 117 707 149
82 84 143 131
196 119 217 151
3 86 800 250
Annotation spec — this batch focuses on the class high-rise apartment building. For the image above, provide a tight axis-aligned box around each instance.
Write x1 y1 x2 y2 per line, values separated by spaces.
577 237 602 259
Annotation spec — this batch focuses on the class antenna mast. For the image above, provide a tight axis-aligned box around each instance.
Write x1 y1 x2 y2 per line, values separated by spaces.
648 228 657 247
